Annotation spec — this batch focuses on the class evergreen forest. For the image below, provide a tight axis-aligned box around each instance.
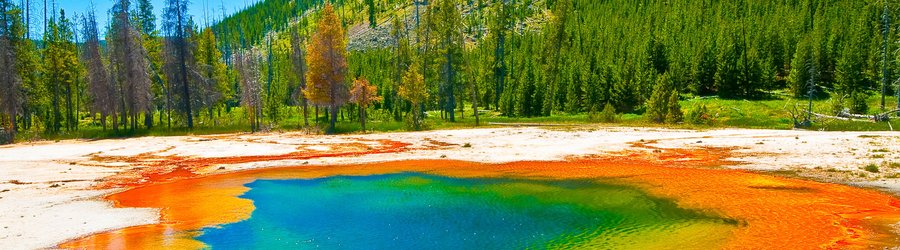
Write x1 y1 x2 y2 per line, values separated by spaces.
0 0 898 143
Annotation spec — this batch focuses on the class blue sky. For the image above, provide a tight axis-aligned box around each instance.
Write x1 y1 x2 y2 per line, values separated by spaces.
24 0 258 37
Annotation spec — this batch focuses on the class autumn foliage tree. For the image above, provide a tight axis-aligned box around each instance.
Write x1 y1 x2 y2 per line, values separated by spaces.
304 4 349 134
350 77 381 131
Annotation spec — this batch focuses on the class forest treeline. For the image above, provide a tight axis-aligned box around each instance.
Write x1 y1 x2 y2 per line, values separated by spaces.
0 0 897 142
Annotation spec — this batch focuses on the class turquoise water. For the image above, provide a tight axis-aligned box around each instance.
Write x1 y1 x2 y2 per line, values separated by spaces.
196 173 737 249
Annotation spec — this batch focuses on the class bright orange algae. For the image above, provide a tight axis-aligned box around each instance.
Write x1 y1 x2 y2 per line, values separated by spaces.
61 144 900 249
93 139 412 189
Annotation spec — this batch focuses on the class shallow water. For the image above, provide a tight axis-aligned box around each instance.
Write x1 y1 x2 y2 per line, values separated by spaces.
196 173 737 249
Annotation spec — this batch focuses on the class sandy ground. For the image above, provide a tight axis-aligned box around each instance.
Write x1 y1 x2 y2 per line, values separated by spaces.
1 126 899 249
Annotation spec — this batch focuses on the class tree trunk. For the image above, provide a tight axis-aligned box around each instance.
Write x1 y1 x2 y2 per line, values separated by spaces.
145 110 153 129
177 7 193 129
65 83 73 131
112 111 118 133
302 100 309 127
359 105 366 132
473 80 479 126
9 114 16 140
329 104 338 134
165 81 172 129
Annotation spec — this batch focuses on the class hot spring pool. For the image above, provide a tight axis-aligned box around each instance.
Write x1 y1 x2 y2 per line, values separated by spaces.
195 173 737 249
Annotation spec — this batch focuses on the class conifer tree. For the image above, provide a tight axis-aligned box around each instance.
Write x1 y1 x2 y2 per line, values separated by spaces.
196 27 228 123
400 61 428 130
162 0 195 129
434 0 463 122
43 9 79 132
646 73 671 123
789 37 815 98
290 29 309 127
0 0 22 140
665 91 683 124
304 3 348 134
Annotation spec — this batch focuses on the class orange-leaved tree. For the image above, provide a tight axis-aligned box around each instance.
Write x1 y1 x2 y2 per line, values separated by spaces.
304 3 349 134
350 77 382 132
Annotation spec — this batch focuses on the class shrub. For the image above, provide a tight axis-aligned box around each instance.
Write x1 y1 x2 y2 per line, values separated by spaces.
686 104 713 125
0 128 10 145
665 92 683 124
829 97 845 116
646 74 671 123
592 102 619 123
847 92 868 114
863 164 880 173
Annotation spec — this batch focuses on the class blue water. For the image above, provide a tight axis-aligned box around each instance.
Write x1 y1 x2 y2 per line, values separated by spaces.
196 173 734 249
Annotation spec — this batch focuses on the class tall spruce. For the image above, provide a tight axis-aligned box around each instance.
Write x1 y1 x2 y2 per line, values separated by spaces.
0 0 22 140
434 0 463 122
162 0 195 129
290 29 309 127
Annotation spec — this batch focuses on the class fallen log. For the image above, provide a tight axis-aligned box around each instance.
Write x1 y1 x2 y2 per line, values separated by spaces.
486 122 572 127
813 113 872 122
814 109 900 123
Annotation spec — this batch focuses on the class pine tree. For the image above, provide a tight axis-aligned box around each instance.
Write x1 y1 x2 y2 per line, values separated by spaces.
0 0 22 140
162 0 195 129
390 13 410 122
400 61 428 130
195 27 228 124
134 0 155 35
690 42 717 95
789 37 815 98
488 0 510 109
647 37 669 75
134 0 159 128
43 9 79 132
665 91 683 124
715 31 745 98
11 4 39 133
365 0 376 28
290 29 309 127
835 16 868 114
434 0 463 122
304 3 348 134
646 73 671 123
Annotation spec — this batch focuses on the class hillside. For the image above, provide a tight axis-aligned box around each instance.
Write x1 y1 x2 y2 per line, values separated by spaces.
205 0 900 133
1 0 898 145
